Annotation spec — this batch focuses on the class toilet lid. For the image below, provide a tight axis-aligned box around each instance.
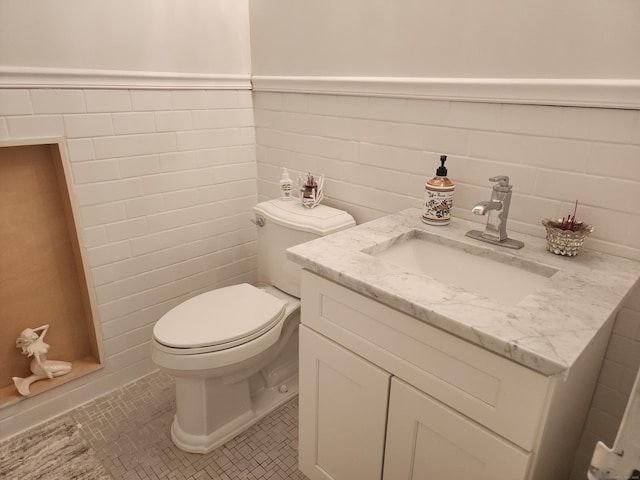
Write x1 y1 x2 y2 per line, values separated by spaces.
153 284 286 351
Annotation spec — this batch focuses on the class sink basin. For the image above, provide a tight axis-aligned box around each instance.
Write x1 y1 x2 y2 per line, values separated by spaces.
366 231 557 305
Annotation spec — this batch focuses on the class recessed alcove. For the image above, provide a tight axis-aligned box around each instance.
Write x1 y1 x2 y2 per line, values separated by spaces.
0 142 102 407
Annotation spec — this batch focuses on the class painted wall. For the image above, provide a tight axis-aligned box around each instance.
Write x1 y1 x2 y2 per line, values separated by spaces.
249 0 640 79
0 0 251 74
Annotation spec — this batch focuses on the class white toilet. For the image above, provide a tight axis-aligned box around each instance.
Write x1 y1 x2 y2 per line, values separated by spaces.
151 199 355 454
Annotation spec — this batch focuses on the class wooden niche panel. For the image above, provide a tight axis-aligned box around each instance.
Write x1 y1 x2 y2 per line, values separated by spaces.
0 144 100 404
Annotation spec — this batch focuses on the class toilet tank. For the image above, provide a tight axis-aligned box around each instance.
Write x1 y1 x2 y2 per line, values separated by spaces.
253 199 355 297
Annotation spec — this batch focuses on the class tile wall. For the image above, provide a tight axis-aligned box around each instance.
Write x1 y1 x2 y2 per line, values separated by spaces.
253 91 640 479
574 293 640 478
1 86 638 477
0 88 258 438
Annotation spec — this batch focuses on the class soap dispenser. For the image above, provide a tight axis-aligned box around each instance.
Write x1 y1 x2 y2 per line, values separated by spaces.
280 168 293 201
422 155 455 225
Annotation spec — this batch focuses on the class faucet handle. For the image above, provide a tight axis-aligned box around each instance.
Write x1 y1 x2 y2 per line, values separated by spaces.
489 175 510 187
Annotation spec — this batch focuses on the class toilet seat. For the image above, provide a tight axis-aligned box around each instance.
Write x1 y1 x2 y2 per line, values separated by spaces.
153 284 286 355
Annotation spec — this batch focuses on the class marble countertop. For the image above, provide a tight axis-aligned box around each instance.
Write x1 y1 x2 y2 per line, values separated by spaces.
287 208 640 376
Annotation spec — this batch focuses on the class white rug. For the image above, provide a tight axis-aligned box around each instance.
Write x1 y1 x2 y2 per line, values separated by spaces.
0 416 112 480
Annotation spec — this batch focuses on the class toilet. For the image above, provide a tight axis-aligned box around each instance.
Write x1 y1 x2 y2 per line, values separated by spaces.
151 199 355 454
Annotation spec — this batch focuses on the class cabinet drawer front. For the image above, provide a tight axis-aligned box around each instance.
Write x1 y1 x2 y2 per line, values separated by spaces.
384 378 530 480
299 326 390 480
301 270 550 450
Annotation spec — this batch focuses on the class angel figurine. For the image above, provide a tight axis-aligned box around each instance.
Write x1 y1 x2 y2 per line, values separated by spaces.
12 325 72 396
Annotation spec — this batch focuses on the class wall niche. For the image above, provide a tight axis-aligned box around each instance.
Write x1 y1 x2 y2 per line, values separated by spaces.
0 142 102 406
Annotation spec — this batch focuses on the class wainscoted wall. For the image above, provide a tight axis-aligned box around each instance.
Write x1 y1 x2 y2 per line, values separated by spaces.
252 88 640 479
0 87 258 438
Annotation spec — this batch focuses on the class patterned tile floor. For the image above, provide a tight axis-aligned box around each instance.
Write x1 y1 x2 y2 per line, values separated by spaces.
70 371 309 480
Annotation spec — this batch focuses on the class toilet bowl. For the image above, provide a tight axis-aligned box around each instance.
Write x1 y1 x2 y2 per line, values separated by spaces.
151 199 355 454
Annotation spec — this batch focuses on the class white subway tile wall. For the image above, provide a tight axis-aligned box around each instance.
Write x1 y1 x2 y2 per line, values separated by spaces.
253 91 640 480
571 294 640 480
1 86 638 478
0 88 258 438
253 92 640 262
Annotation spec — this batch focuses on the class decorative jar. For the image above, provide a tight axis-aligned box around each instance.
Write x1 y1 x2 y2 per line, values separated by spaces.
542 219 594 257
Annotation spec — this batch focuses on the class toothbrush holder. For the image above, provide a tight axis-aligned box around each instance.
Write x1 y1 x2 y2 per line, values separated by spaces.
298 173 324 209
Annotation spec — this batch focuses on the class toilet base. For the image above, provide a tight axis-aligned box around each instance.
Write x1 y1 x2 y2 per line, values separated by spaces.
170 373 299 454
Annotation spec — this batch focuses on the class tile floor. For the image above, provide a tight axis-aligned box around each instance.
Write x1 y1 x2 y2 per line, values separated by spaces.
71 371 309 480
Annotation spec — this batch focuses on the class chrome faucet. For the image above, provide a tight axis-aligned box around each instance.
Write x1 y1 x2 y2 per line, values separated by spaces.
472 200 503 216
466 175 524 249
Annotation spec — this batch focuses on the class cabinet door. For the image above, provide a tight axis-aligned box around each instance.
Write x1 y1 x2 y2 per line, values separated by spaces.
383 378 530 480
299 326 390 480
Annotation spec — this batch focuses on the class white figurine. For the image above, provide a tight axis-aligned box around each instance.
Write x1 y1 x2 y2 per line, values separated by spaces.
12 324 72 396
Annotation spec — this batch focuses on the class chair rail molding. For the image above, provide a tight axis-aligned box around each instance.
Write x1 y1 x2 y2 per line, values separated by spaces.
251 75 640 110
0 66 252 90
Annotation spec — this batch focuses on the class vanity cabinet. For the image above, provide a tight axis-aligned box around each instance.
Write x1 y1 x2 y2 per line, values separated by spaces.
383 378 529 480
300 327 529 480
299 326 389 480
298 270 610 480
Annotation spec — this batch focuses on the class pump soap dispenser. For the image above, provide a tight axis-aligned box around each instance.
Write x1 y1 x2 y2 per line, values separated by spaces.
422 155 454 225
280 168 293 201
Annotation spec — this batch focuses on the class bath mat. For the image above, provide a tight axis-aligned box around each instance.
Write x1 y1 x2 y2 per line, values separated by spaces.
0 416 112 480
